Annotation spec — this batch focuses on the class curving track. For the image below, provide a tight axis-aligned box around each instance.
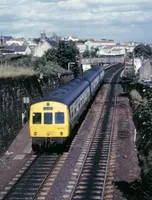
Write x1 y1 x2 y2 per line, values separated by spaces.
0 64 123 200
64 66 122 200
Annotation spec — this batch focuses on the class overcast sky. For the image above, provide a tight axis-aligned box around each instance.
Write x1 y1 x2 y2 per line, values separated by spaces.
0 0 152 43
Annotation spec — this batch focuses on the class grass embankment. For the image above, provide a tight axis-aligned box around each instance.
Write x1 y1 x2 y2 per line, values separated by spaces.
0 65 37 78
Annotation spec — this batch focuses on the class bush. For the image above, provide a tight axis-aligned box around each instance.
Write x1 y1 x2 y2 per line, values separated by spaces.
120 72 152 198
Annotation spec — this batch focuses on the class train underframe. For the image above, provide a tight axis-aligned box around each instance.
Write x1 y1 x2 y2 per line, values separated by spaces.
32 137 68 152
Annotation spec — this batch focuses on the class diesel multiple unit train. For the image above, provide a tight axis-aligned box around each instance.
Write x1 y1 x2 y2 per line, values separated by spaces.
29 66 105 151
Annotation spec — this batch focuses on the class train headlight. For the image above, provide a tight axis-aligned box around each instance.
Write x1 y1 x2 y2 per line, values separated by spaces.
34 132 37 135
47 132 50 136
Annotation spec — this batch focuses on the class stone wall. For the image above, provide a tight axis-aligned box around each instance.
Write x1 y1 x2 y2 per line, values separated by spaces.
0 73 73 154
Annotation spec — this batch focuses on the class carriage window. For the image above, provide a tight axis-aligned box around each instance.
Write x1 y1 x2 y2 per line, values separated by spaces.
44 113 53 124
33 113 41 124
55 112 64 124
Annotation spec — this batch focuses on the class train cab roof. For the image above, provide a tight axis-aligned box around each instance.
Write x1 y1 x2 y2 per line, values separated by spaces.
83 68 100 83
38 77 89 106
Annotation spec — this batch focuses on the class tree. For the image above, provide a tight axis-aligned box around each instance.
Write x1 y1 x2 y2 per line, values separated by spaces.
120 69 139 92
43 48 58 63
90 47 99 57
83 50 90 58
57 41 79 69
134 44 152 59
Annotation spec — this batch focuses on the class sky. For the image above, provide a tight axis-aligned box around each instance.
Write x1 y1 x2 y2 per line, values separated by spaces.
0 0 152 43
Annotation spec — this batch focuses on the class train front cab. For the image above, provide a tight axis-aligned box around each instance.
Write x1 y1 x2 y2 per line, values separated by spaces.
29 101 70 151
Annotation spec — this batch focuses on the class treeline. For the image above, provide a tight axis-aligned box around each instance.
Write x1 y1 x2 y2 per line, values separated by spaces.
121 71 152 199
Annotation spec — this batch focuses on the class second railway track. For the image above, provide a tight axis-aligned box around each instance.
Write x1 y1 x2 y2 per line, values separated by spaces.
2 153 61 200
64 67 122 200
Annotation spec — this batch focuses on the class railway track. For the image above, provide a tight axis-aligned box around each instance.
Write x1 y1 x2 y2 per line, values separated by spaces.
1 153 61 200
63 67 122 200
0 64 122 200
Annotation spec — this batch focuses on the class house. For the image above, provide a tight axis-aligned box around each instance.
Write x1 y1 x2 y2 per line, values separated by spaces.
0 35 13 46
3 36 13 41
97 46 114 55
6 39 25 46
33 31 57 57
68 36 79 42
14 46 31 55
76 42 86 53
85 40 117 51
2 45 31 55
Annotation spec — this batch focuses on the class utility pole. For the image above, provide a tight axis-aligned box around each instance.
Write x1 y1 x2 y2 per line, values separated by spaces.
124 49 126 74
78 54 83 75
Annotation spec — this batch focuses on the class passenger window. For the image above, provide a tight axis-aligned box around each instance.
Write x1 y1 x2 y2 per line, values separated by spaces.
71 112 73 118
55 112 64 124
44 113 53 124
33 113 41 124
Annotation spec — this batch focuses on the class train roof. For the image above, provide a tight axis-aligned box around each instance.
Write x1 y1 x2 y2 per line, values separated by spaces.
39 77 89 106
83 68 100 82
92 66 105 73
37 67 104 106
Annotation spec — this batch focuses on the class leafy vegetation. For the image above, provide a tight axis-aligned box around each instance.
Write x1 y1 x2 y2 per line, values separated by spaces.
120 69 139 92
0 64 37 78
2 56 67 77
134 44 152 59
56 40 79 69
43 41 79 68
83 49 90 58
0 40 80 78
42 40 80 76
120 70 152 199
82 47 99 58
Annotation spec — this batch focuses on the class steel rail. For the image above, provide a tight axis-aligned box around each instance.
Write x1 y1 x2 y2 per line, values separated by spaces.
2 154 60 200
101 70 121 200
69 66 123 200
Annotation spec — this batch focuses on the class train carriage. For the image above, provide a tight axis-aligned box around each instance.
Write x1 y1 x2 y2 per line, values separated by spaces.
30 77 90 150
29 66 105 151
92 66 105 81
83 66 105 95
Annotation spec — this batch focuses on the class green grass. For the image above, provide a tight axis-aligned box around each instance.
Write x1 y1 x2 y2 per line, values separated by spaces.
0 65 37 78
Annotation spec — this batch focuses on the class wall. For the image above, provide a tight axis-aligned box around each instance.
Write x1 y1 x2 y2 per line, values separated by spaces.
81 55 124 65
139 60 152 80
0 73 73 155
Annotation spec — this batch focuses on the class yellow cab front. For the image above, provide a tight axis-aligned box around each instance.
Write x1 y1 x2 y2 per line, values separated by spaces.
29 101 69 138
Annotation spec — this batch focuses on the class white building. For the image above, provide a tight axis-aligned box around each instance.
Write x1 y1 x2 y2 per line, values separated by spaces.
68 36 79 42
2 45 31 55
97 44 135 56
14 46 31 55
26 39 37 47
76 42 86 53
6 39 25 46
33 31 57 57
85 40 117 51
